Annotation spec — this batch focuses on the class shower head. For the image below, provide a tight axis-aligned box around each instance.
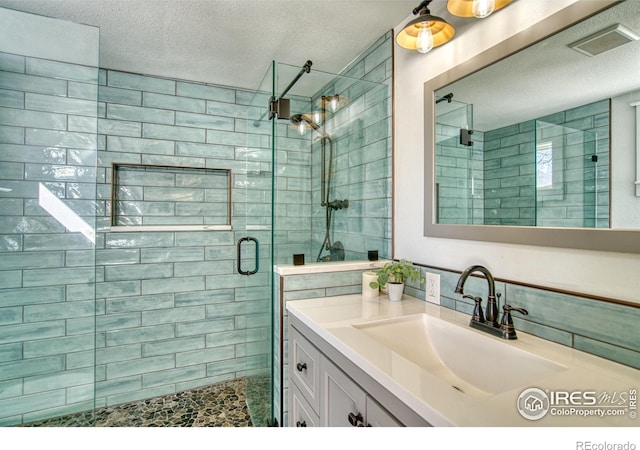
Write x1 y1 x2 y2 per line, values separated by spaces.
291 113 321 135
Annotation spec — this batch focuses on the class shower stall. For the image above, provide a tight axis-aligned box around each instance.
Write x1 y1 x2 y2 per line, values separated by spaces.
0 8 392 427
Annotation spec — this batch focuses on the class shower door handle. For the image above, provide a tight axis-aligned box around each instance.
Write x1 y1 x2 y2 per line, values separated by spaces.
237 237 259 276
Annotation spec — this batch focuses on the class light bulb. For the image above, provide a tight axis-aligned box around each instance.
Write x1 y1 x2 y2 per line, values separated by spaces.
297 121 306 136
329 96 339 112
313 110 321 124
416 26 434 54
472 0 495 18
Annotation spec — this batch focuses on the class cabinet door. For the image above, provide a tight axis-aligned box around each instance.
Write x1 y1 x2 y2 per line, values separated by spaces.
290 328 321 414
320 356 367 427
366 397 402 427
290 383 320 427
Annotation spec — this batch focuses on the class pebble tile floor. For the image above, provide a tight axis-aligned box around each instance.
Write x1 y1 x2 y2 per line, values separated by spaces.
24 378 253 427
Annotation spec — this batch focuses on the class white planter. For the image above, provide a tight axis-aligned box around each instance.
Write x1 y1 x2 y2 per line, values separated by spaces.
387 282 404 302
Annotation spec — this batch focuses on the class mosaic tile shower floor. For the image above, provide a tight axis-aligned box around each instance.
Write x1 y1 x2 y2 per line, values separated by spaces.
25 378 254 427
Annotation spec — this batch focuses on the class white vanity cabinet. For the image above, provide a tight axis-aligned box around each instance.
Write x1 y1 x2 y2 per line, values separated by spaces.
288 320 425 427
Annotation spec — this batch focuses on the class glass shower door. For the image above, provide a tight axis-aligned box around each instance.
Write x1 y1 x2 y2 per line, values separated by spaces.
0 8 99 426
238 63 275 426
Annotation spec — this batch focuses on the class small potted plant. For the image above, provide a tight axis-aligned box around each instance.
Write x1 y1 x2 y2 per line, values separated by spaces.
369 260 424 301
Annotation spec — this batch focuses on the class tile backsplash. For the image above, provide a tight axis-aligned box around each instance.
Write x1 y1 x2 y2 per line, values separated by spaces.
406 266 640 370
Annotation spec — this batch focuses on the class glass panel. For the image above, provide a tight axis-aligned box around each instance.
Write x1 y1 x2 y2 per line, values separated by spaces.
241 62 274 427
435 99 481 224
274 62 392 264
267 62 392 426
535 120 605 227
0 8 98 426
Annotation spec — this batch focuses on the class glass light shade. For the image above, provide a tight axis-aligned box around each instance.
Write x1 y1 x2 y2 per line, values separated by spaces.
416 27 434 53
396 13 455 52
297 122 306 135
472 0 495 18
447 0 511 18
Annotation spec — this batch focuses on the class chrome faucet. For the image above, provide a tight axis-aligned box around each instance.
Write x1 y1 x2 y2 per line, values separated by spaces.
454 264 528 340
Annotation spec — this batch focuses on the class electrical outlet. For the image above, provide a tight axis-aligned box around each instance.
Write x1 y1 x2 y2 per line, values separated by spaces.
425 272 440 305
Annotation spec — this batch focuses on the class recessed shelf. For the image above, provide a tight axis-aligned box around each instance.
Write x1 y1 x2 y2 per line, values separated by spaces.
111 163 232 231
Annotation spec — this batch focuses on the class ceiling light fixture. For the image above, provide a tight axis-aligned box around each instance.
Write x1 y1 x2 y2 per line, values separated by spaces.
396 1 455 54
447 0 512 19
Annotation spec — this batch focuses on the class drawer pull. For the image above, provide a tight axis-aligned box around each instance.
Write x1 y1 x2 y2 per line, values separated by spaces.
296 362 307 372
348 412 363 427
296 420 307 427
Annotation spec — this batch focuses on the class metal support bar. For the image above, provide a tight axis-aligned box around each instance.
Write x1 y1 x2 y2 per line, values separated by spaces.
280 60 312 99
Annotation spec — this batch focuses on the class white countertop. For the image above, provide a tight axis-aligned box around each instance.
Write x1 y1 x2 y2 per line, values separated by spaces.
286 293 640 427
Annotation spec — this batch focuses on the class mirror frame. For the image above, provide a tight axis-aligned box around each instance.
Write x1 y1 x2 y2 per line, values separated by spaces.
423 0 640 254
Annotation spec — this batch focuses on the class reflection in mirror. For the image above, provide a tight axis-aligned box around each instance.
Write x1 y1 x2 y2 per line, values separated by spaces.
435 97 610 228
433 0 640 229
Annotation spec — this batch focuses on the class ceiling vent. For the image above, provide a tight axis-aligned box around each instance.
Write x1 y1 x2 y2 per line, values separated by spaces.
568 24 639 57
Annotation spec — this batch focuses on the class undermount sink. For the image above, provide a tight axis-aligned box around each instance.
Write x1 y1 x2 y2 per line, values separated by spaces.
353 313 566 398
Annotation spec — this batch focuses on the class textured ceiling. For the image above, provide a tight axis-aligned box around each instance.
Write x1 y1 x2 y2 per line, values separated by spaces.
0 0 423 91
437 1 640 131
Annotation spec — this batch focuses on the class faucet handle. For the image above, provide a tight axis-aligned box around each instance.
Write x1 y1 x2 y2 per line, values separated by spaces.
502 304 528 317
464 295 485 323
500 304 528 339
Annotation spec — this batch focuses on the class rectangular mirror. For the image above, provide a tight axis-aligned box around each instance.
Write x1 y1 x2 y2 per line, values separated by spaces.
424 0 640 253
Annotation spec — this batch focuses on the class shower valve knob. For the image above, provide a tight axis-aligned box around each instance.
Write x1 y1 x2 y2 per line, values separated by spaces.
328 199 349 210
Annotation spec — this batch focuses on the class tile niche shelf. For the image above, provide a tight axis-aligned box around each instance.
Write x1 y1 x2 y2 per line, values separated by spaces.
110 163 232 231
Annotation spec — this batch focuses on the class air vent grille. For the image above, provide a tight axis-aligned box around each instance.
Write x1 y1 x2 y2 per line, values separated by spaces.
569 24 639 57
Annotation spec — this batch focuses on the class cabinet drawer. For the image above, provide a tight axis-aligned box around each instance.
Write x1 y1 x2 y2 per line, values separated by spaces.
289 383 320 427
290 327 321 414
